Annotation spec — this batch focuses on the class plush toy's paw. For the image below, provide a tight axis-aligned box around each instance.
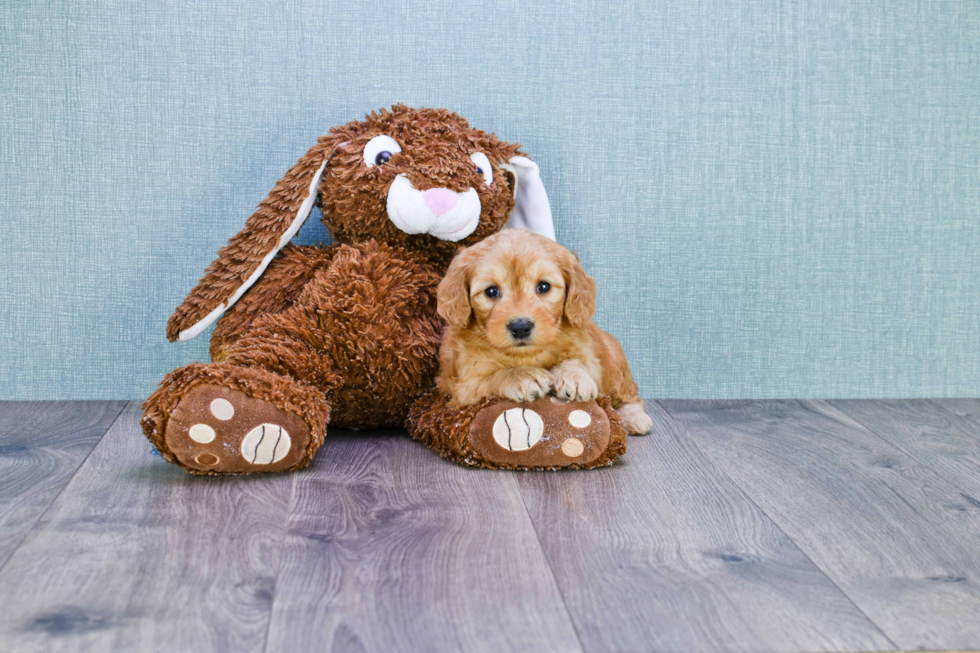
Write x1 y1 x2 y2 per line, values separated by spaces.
550 363 599 402
163 385 313 473
617 402 654 435
469 396 615 467
407 389 628 470
495 368 553 403
142 362 328 475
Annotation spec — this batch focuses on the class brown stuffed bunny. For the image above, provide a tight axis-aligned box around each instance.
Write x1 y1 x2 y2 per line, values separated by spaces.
142 105 626 474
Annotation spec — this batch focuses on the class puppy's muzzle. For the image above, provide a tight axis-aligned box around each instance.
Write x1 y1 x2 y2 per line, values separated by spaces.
507 318 535 341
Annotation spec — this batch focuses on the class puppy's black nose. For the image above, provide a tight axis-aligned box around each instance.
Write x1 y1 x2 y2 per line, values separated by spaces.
507 318 534 340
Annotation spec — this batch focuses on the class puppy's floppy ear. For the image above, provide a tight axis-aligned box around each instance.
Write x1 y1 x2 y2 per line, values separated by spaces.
500 156 555 241
561 249 596 329
166 137 339 342
437 247 476 329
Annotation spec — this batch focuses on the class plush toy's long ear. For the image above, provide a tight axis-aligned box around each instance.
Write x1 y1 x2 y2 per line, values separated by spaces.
166 140 336 342
500 156 555 241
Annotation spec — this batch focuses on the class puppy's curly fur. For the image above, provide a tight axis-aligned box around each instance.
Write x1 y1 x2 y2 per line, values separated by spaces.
435 229 653 435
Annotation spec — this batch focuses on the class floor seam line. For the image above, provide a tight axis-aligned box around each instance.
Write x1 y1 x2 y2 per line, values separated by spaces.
923 398 980 447
820 399 980 501
0 400 129 576
513 473 589 653
260 472 299 653
655 399 900 652
822 400 929 468
840 398 979 463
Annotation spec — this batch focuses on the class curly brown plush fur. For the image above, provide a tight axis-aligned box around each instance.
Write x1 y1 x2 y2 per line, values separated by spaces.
143 105 628 474
166 107 520 341
141 362 329 475
407 390 627 470
143 106 530 473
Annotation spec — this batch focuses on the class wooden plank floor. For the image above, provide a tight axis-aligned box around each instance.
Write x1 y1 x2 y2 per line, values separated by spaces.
0 400 977 653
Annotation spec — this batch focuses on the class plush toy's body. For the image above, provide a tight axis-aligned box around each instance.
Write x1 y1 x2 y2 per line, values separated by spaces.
142 106 628 474
209 241 445 428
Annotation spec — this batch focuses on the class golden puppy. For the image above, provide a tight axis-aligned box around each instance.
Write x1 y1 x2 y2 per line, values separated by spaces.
436 229 653 435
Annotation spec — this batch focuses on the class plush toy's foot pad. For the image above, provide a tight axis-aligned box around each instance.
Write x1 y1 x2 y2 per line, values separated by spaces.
164 385 311 474
469 397 612 467
408 390 628 470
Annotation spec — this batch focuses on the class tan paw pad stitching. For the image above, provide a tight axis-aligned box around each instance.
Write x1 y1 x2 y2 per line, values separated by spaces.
561 438 585 457
195 452 219 466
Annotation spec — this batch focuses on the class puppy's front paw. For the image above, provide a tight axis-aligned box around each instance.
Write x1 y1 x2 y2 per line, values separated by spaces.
497 368 553 403
551 364 599 402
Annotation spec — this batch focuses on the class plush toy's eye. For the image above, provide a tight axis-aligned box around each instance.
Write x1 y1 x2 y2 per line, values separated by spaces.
484 285 500 299
536 281 551 294
470 152 493 186
364 135 402 168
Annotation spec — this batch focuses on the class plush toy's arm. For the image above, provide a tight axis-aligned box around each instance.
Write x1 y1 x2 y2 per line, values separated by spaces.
167 139 336 343
209 244 339 360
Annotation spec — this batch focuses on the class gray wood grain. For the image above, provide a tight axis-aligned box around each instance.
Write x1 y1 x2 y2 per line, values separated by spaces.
662 399 980 652
515 401 893 653
928 398 980 437
830 399 980 501
0 402 293 653
0 401 126 571
4 398 979 652
264 429 583 653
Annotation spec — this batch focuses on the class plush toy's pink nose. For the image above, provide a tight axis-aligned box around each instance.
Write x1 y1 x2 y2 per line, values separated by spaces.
423 188 458 216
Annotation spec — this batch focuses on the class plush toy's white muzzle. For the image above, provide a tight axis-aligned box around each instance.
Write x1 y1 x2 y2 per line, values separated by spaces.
386 174 482 242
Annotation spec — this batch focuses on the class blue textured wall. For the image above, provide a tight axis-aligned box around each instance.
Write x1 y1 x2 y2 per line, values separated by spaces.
2 0 978 400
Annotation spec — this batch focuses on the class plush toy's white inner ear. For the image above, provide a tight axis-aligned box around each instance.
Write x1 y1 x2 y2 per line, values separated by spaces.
501 156 555 241
178 157 329 342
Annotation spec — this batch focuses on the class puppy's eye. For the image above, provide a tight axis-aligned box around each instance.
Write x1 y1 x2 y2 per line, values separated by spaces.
470 153 493 186
484 286 500 299
363 135 402 168
536 281 551 294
